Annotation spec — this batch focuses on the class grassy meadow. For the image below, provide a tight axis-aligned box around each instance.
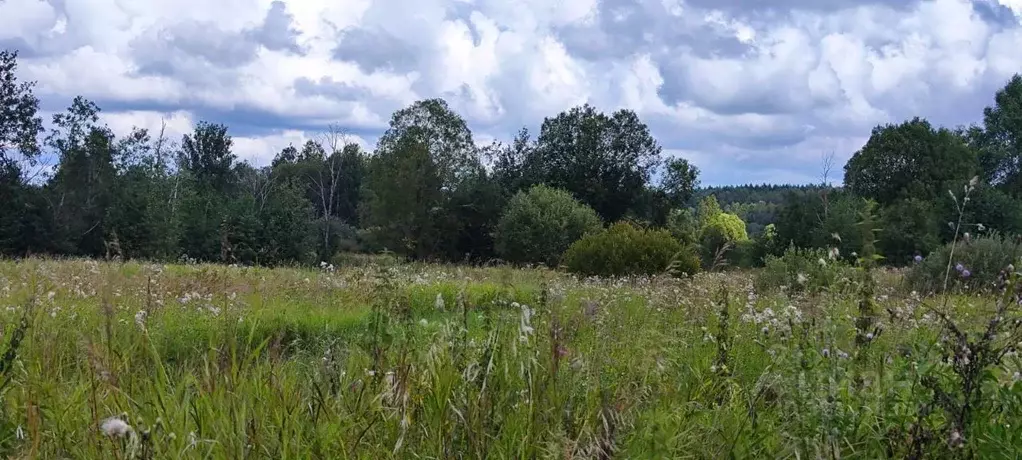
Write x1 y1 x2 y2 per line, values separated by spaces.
0 258 1021 458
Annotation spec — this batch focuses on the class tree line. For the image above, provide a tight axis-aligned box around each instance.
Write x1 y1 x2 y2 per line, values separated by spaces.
0 49 696 266
2 46 1022 269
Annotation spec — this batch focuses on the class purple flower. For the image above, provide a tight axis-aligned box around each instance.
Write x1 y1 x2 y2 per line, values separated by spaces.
962 269 971 278
955 263 964 272
914 255 923 263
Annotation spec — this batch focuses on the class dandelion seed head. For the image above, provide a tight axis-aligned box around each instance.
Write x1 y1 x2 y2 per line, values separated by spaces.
101 417 133 438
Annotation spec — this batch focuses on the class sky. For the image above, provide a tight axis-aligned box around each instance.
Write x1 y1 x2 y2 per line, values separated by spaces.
2 0 1021 186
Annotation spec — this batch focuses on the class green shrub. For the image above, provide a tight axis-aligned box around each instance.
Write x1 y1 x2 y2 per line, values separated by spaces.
667 244 703 277
906 232 1022 294
755 246 854 294
666 208 698 245
563 222 686 277
494 185 603 266
726 239 758 268
699 212 749 267
878 198 940 265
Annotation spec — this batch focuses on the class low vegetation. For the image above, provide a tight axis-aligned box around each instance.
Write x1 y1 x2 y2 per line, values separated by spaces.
1 257 1021 458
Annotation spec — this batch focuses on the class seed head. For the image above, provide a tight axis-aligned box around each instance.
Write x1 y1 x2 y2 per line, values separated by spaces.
101 417 133 438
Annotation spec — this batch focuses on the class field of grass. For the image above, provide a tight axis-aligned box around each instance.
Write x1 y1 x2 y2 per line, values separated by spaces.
0 258 1021 458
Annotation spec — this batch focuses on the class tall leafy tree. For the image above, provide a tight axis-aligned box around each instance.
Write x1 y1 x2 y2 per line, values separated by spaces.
362 99 489 260
361 134 445 259
178 121 237 193
376 98 479 187
0 49 45 255
528 104 662 221
974 74 1022 197
661 157 700 208
844 117 978 206
44 97 117 256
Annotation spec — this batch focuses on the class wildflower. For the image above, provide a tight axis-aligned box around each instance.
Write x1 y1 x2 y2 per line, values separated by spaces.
949 429 965 448
418 318 428 327
977 223 985 232
434 293 445 311
836 349 849 359
817 258 827 266
828 247 840 260
822 348 830 358
955 263 964 272
866 332 874 341
914 255 923 263
761 326 769 335
101 417 133 438
961 269 971 279
134 310 147 329
796 273 808 285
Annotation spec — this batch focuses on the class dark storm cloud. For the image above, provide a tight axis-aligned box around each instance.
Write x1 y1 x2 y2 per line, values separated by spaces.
330 27 423 73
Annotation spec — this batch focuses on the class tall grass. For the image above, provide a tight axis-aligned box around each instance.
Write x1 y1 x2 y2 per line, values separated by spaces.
0 258 1020 458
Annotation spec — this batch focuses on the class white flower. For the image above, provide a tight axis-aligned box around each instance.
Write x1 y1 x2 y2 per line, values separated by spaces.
796 273 808 285
418 319 428 327
101 417 133 438
822 348 830 358
435 293 445 311
134 310 147 329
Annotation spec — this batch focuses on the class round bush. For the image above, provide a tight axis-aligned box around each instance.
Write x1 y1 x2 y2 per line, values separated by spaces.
701 212 749 244
562 221 687 277
906 232 1022 294
494 185 602 266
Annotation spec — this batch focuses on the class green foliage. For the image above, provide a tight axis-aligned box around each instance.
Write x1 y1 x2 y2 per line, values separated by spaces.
699 212 749 266
5 253 1022 458
661 157 699 208
494 185 602 266
329 251 403 268
726 239 759 268
696 195 723 227
974 74 1022 197
666 208 698 246
756 246 854 293
906 232 1022 294
528 104 663 222
667 244 703 276
178 121 237 193
361 134 446 259
701 212 748 243
878 198 940 265
361 99 495 262
562 221 683 276
775 190 881 263
844 117 978 206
